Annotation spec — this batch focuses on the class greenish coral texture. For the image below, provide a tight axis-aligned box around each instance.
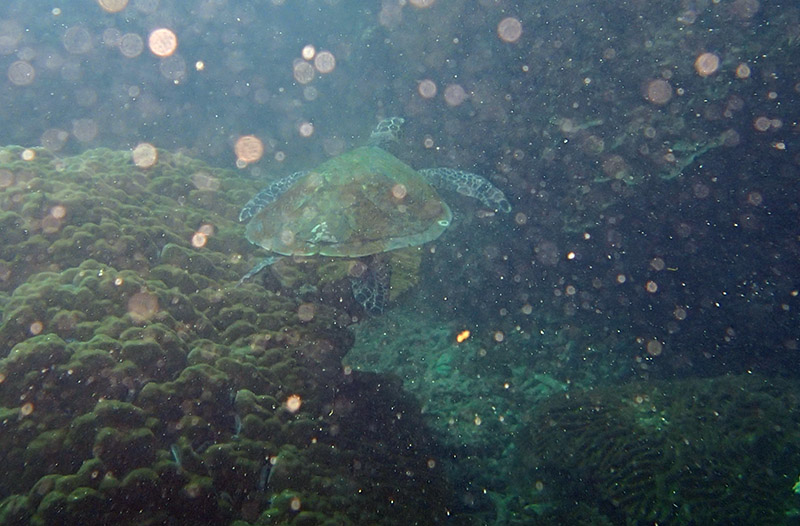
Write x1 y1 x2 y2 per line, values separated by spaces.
522 375 800 526
0 147 448 525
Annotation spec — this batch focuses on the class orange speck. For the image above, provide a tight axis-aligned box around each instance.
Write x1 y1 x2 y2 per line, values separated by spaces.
234 135 264 165
20 402 34 416
456 330 470 343
285 394 302 413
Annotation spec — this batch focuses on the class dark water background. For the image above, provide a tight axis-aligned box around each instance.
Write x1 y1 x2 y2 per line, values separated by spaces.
0 1 799 525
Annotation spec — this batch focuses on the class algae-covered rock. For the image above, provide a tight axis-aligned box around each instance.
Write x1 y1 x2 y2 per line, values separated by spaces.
0 147 450 526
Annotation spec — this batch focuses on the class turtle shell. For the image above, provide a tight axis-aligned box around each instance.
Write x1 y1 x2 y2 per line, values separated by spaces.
244 146 453 257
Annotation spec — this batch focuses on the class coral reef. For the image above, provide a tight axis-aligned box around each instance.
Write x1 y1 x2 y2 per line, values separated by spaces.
521 375 800 525
0 146 449 525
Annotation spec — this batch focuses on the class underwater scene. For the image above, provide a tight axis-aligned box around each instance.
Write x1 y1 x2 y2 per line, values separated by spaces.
0 0 799 525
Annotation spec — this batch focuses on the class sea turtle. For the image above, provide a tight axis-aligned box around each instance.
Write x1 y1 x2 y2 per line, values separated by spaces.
238 117 511 314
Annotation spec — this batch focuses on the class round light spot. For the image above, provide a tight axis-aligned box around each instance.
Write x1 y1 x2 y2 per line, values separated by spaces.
649 257 665 271
21 149 35 161
148 28 177 57
191 172 221 191
418 79 437 99
29 321 44 335
63 26 93 54
444 84 467 106
119 33 144 58
293 60 315 84
8 60 34 86
299 121 314 137
132 143 158 168
128 291 159 322
409 0 435 6
72 119 98 142
285 394 302 413
159 54 187 82
645 280 658 293
497 17 523 43
694 52 720 77
0 20 24 55
645 79 672 105
314 50 336 73
493 331 504 343
302 45 315 60
391 184 407 199
191 232 207 248
646 339 663 356
735 63 751 79
20 402 34 416
234 135 264 164
98 0 128 13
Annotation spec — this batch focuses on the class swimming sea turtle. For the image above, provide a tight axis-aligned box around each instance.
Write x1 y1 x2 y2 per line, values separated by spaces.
238 117 511 314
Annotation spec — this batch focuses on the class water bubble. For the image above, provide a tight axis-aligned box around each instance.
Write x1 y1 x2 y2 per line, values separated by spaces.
497 17 523 43
119 33 144 58
8 60 34 86
314 50 335 73
148 28 177 57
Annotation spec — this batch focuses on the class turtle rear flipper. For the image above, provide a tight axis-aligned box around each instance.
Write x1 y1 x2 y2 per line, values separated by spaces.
351 256 392 315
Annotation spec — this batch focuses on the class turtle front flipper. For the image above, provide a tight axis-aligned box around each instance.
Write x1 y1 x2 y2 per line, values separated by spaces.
351 256 392 315
239 171 308 222
419 168 512 213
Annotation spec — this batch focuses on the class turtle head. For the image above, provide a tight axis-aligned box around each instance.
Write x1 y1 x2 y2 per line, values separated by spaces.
368 117 405 146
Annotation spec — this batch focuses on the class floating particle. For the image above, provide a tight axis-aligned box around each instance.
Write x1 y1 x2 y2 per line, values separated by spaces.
409 0 435 7
735 63 751 79
314 50 335 73
191 232 207 248
646 339 663 356
148 28 177 57
649 257 665 271
8 60 35 86
21 149 35 161
159 55 187 82
0 20 23 55
456 330 470 343
128 291 159 322
72 119 98 142
191 171 220 191
645 79 672 105
29 321 44 335
98 0 128 13
285 394 302 413
493 331 504 343
694 52 720 77
497 17 522 43
119 33 144 58
299 121 314 137
753 116 771 132
391 183 407 199
234 135 264 164
293 60 315 84
302 45 315 60
132 142 158 168
645 280 658 293
297 303 316 322
418 79 437 99
63 26 93 54
444 84 467 106
20 402 34 416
